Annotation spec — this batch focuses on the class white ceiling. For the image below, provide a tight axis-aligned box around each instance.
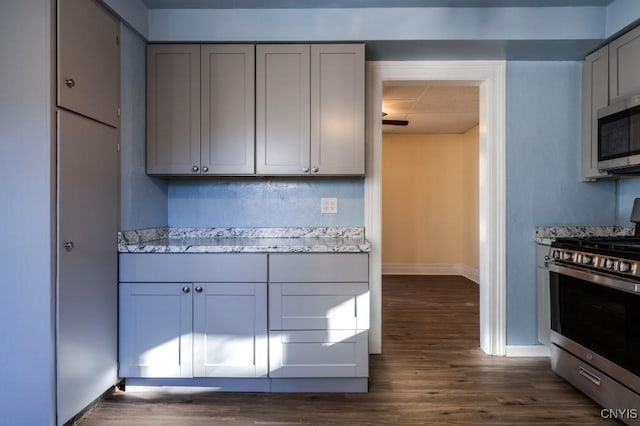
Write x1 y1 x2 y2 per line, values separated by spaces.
142 0 615 8
382 83 479 134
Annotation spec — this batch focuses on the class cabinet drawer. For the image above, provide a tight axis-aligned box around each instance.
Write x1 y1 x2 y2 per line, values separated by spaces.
551 344 640 414
119 253 267 282
269 282 369 330
269 253 368 282
269 330 368 378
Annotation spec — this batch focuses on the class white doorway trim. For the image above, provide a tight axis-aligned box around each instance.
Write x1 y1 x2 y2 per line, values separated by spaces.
365 61 507 356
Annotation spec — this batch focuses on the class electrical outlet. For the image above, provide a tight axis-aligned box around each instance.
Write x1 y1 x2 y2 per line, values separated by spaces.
321 197 338 214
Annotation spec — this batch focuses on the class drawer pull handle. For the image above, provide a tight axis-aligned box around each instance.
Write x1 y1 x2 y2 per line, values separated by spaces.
182 286 190 294
195 286 203 293
578 366 601 386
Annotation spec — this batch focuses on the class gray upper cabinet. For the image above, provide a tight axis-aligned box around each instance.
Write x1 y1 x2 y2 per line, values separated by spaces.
148 44 256 175
147 44 201 175
257 44 365 176
582 45 609 180
58 0 120 128
201 45 255 175
149 43 365 177
256 45 311 175
580 24 640 180
311 45 365 175
610 24 640 102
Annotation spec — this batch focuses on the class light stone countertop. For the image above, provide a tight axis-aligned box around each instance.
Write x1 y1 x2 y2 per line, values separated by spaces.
118 227 370 253
534 225 634 245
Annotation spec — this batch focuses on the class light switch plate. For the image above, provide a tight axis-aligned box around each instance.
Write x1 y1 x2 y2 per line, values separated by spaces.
321 197 338 214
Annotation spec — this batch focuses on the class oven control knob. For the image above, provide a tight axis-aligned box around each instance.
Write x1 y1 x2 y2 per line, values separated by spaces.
553 250 561 259
619 262 631 273
562 252 572 261
581 255 593 265
605 259 615 269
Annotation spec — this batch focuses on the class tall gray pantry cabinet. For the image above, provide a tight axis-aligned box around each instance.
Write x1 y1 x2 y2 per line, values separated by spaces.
57 0 120 424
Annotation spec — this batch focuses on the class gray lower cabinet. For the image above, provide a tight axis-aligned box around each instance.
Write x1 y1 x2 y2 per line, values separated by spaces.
268 254 369 378
57 110 119 425
118 252 370 386
256 44 365 176
118 254 268 378
119 282 193 378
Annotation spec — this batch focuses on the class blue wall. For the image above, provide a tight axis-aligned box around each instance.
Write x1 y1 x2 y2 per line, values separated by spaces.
168 178 364 227
617 179 640 225
0 1 56 424
120 24 168 231
506 61 617 345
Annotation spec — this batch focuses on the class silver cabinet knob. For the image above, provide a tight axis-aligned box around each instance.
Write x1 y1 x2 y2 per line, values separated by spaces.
192 166 199 172
65 78 75 88
302 167 310 173
63 241 74 252
202 166 209 173
195 286 203 293
311 166 319 173
182 286 190 294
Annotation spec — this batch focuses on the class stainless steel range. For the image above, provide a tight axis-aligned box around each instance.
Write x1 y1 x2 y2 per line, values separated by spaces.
547 236 640 424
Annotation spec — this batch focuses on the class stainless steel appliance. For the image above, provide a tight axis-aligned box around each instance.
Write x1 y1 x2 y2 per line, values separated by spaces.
597 92 640 173
547 236 640 424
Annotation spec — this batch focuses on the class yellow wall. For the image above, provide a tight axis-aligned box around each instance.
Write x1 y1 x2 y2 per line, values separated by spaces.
382 126 479 274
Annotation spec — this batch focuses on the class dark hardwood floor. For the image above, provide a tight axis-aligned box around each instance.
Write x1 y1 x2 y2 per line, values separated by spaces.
78 275 609 425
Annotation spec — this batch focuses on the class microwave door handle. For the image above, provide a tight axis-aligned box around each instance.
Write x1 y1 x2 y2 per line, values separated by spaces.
548 262 640 294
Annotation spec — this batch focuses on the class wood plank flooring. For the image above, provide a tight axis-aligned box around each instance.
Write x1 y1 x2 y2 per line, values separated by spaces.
78 275 609 425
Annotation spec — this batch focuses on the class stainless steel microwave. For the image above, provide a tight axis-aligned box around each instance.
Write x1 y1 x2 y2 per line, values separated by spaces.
597 93 640 172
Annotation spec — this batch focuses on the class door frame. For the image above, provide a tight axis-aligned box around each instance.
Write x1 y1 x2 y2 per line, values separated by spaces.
365 61 507 356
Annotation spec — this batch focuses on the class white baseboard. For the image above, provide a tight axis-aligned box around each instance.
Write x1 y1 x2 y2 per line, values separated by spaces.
382 263 479 284
505 345 550 357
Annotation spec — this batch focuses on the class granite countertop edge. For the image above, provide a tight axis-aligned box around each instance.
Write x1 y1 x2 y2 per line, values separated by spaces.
534 225 634 245
118 227 371 253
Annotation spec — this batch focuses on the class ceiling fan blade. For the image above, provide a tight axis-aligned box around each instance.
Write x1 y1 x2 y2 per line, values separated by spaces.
382 119 409 126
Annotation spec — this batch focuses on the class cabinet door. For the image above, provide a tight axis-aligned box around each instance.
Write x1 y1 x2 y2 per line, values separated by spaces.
147 44 201 175
610 25 640 102
58 110 119 424
119 283 193 378
193 283 268 377
256 45 311 175
582 45 609 180
58 0 120 127
311 44 365 175
269 330 368 378
201 45 255 174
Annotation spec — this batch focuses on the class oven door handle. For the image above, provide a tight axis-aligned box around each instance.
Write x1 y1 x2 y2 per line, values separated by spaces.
548 262 640 294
